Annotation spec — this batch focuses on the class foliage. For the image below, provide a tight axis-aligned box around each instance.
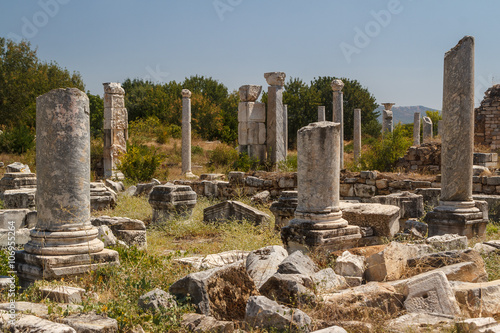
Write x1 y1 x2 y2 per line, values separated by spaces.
0 123 35 154
118 144 165 181
425 110 442 136
191 145 203 155
277 153 298 172
358 124 413 172
88 92 104 138
232 152 259 172
207 144 239 170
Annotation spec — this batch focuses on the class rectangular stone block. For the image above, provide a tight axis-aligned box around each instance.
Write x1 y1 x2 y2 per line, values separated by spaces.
248 145 267 161
0 209 30 230
248 102 266 122
258 123 266 145
247 122 259 145
238 102 248 122
238 122 248 145
340 202 400 237
104 94 125 109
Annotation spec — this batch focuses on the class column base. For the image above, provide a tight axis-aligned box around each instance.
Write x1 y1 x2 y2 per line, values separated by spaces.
425 201 488 238
15 248 119 289
281 212 362 253
182 171 199 179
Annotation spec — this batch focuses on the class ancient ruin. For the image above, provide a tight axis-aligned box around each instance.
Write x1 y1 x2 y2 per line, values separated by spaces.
264 72 286 164
425 36 488 238
423 116 433 143
103 82 127 179
382 103 395 134
413 112 420 146
181 89 196 178
238 84 266 161
474 84 500 150
331 79 344 169
353 108 361 164
16 88 119 287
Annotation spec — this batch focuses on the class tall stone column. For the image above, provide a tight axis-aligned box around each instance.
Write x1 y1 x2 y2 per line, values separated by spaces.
353 109 361 164
281 122 361 253
16 88 119 287
425 36 487 238
413 112 420 146
382 103 395 134
283 104 288 156
238 85 266 161
181 89 196 178
265 72 286 165
103 82 127 179
331 79 344 169
422 116 433 143
318 106 326 122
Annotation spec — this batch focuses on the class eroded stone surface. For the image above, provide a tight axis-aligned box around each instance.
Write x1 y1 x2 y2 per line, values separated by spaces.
245 245 288 289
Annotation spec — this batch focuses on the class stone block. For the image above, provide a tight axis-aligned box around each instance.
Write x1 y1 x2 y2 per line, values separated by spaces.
227 171 245 185
6 162 31 173
371 192 424 221
340 202 400 237
375 179 388 189
455 317 500 333
149 185 197 223
0 227 31 246
238 102 248 122
453 280 500 317
248 102 266 122
238 122 248 145
0 314 76 333
181 313 234 333
277 250 318 276
258 122 266 144
353 184 376 198
312 268 347 294
39 285 85 304
365 241 419 282
415 188 441 208
203 200 270 226
426 234 468 251
248 144 267 160
334 250 365 278
360 171 377 179
404 271 461 316
239 85 262 102
0 208 30 230
3 188 36 210
138 288 176 312
259 273 315 304
60 312 118 333
339 184 354 197
487 176 500 186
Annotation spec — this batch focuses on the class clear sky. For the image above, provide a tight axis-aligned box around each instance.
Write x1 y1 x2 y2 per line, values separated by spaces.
1 0 499 110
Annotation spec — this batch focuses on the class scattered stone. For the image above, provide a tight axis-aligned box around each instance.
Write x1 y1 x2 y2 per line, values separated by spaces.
278 250 318 276
105 179 125 193
388 313 453 332
169 262 258 320
176 250 249 270
456 317 500 333
39 285 85 304
203 200 270 226
90 182 117 211
426 234 468 251
339 201 400 237
453 279 500 317
0 172 37 197
91 216 146 248
259 273 315 304
245 245 288 289
311 326 348 333
199 173 225 181
181 313 234 333
371 191 424 224
251 190 270 204
0 301 48 317
6 162 31 173
134 179 161 197
0 227 31 246
364 241 419 282
404 219 428 235
334 251 365 278
473 241 499 255
0 276 13 291
0 208 32 229
138 288 176 312
404 271 461 316
3 188 36 209
124 185 137 196
149 185 197 223
0 313 76 333
97 225 117 247
245 295 311 332
60 312 118 333
312 268 347 294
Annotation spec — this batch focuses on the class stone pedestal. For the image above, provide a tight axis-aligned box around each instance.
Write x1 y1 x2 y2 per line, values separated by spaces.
413 112 420 146
318 106 326 122
382 103 395 134
148 185 197 223
353 109 361 164
0 173 37 198
238 85 266 161
331 80 344 169
425 36 487 238
423 116 433 143
270 191 298 231
281 122 361 252
103 82 127 180
264 72 286 165
181 89 196 178
16 88 119 288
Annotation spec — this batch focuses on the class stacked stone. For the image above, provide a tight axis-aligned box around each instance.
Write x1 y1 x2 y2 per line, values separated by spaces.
16 88 119 287
264 72 287 164
0 165 36 199
148 185 197 223
395 142 442 173
270 191 298 231
382 103 395 134
422 116 433 143
281 122 361 252
103 82 128 179
331 79 345 169
474 84 500 150
90 182 117 211
425 36 487 238
413 113 420 146
238 85 266 161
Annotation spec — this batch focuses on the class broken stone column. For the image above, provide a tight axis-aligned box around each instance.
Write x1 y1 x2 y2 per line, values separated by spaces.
181 89 196 178
281 122 361 252
423 116 433 143
382 103 395 134
318 106 326 122
16 88 119 287
103 82 127 179
413 112 420 146
425 36 487 238
238 85 266 161
264 72 286 165
283 104 288 156
332 79 344 169
353 108 361 164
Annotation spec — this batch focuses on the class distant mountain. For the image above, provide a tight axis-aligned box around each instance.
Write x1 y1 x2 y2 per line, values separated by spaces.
375 105 440 124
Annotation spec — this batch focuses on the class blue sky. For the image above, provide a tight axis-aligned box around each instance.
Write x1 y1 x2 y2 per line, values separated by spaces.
1 0 499 110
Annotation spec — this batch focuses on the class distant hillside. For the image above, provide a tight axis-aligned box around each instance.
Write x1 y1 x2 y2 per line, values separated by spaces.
375 105 440 124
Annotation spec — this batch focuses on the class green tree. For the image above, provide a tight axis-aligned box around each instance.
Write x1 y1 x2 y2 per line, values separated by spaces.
88 92 103 138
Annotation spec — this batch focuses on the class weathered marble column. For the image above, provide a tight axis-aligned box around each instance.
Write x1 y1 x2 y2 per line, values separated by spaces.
16 88 119 287
265 72 286 165
413 112 420 146
281 122 361 253
422 116 433 143
425 36 487 238
318 106 326 122
283 104 288 156
353 109 361 164
181 89 196 178
331 79 344 169
382 103 395 134
437 120 443 137
103 82 127 179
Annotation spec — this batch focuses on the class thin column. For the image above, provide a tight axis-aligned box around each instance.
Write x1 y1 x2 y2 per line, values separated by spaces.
422 116 433 143
283 104 288 156
413 112 420 146
382 103 395 134
181 89 195 178
265 72 286 164
318 106 326 122
353 109 361 164
331 79 344 169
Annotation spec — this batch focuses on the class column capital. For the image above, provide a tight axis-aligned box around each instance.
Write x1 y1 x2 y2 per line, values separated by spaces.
181 89 192 98
331 79 344 91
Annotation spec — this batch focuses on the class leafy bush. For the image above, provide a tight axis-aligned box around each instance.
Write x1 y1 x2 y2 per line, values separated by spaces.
207 145 239 169
118 144 165 181
167 124 181 139
0 124 35 154
232 153 259 172
192 145 203 155
90 138 104 179
277 154 298 172
358 124 412 172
